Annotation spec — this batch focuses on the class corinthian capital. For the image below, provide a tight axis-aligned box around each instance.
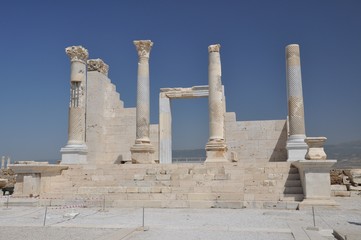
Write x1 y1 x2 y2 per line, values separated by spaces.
134 40 153 59
87 58 109 76
65 45 89 62
208 44 221 53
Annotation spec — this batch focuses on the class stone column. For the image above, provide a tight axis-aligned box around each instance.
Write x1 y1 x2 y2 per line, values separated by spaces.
130 40 155 164
60 45 89 164
1 156 4 169
286 44 308 161
159 93 172 164
205 44 228 162
6 157 10 169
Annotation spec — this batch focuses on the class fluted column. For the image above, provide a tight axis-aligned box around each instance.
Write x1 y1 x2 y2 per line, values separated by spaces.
205 44 228 163
286 44 308 161
130 40 155 164
60 45 89 164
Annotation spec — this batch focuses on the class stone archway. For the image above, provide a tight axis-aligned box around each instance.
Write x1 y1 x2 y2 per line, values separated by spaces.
159 86 209 163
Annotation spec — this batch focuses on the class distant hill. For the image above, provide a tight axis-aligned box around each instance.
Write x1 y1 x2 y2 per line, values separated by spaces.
172 149 206 158
325 140 361 168
28 140 361 168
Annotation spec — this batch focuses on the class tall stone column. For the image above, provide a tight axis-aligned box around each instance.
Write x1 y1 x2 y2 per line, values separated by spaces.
60 45 89 164
286 44 308 161
205 44 228 163
130 40 155 164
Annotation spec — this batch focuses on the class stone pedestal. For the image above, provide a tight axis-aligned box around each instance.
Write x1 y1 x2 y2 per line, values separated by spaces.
60 145 88 164
130 144 155 164
60 46 89 164
292 160 338 208
305 137 327 160
9 162 68 196
285 44 308 161
205 44 228 163
131 40 155 164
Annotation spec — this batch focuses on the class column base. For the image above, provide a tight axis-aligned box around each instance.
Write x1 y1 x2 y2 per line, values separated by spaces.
60 144 88 165
286 136 308 161
205 140 229 163
130 143 156 164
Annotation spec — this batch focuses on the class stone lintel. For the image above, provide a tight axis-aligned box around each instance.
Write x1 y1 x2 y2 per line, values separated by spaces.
87 58 109 76
160 85 209 99
65 45 89 62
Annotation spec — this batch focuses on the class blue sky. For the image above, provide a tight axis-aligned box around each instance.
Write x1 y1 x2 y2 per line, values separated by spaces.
0 1 360 160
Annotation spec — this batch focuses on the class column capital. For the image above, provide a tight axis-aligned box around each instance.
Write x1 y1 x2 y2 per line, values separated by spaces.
208 44 221 53
65 45 89 63
87 58 109 76
134 40 153 59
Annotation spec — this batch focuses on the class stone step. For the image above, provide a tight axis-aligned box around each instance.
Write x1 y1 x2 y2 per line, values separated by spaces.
280 194 304 201
283 187 303 194
286 173 300 180
284 180 302 187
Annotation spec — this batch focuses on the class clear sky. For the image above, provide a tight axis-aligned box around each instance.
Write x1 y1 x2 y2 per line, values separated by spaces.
0 0 360 161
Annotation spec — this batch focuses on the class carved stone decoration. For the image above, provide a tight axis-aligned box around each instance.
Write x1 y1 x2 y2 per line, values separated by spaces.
208 44 221 53
87 59 109 76
134 40 153 59
305 137 327 160
65 46 89 62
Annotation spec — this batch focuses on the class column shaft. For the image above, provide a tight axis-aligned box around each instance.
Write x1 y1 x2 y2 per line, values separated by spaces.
131 40 155 164
60 46 88 164
286 44 308 161
205 44 228 163
136 57 151 142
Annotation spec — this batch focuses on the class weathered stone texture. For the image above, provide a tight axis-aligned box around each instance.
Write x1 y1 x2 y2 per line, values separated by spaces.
86 71 159 164
225 112 287 163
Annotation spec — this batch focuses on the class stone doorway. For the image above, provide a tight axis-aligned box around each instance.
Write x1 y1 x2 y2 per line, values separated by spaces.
159 86 209 163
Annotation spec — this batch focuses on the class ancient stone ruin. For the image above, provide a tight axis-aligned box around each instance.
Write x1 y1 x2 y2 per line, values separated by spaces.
9 42 337 209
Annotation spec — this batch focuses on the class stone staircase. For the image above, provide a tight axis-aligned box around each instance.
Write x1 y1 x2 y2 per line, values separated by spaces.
39 162 304 209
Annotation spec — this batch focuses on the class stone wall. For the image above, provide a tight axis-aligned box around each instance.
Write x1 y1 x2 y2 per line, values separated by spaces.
225 112 287 162
86 71 159 164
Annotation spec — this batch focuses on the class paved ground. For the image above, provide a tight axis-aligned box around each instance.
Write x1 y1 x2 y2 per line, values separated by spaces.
0 195 360 240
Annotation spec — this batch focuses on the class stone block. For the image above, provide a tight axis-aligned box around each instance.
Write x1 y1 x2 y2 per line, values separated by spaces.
188 193 217 201
156 174 171 181
127 193 150 200
214 201 244 209
126 187 139 193
161 187 171 193
189 201 216 208
133 174 144 181
161 200 189 208
331 191 351 197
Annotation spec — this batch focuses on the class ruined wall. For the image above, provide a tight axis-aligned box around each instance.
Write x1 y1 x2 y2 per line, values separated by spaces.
225 112 287 162
86 71 159 164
